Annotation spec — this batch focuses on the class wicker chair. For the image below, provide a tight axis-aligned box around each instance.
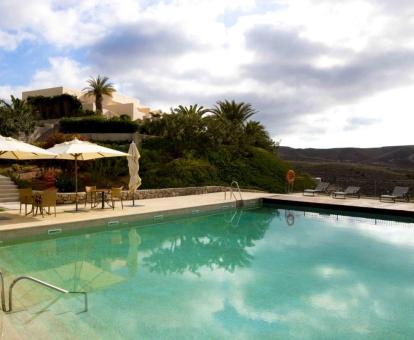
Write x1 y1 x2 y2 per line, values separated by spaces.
84 186 97 208
19 188 33 215
107 187 124 210
35 189 57 217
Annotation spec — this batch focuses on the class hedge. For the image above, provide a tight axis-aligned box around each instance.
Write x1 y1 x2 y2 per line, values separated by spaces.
60 116 139 133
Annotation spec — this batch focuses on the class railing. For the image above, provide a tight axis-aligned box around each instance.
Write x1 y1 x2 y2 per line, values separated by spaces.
224 181 243 203
0 272 88 313
226 209 244 227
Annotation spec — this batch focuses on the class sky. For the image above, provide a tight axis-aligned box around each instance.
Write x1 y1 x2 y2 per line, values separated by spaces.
0 0 413 149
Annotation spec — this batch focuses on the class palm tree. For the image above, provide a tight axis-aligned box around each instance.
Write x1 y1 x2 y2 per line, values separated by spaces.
245 120 276 151
83 75 116 114
209 100 256 126
172 104 208 117
0 96 35 139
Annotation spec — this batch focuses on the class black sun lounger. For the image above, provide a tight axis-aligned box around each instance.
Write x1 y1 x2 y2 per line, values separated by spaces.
380 186 410 203
332 186 361 199
303 182 330 196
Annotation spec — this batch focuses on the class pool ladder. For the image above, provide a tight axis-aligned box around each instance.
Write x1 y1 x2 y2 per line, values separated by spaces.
0 272 88 313
224 181 244 207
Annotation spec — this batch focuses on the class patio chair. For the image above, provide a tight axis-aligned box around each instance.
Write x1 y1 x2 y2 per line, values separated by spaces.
84 186 97 208
332 186 361 199
19 188 34 215
107 187 124 210
35 189 57 217
303 182 330 196
380 186 410 203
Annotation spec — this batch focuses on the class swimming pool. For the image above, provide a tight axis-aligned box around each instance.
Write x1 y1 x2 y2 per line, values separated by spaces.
1 204 414 339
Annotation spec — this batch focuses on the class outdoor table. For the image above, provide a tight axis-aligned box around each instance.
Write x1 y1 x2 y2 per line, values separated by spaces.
92 189 110 209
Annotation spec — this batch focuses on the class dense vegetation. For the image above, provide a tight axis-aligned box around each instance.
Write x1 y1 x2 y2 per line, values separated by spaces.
27 94 91 119
134 101 313 192
29 101 312 193
0 82 313 193
0 95 36 138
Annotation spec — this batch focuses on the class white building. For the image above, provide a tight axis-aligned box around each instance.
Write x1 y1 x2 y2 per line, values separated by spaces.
22 86 151 120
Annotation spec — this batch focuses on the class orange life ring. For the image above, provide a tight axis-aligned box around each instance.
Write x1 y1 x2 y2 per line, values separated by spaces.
286 170 296 184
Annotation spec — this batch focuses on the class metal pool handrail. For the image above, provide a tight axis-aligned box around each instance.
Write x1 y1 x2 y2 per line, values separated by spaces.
0 272 88 313
224 181 243 203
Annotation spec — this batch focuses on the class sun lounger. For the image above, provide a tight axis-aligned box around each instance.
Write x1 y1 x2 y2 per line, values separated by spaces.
332 186 361 199
380 186 410 202
303 182 330 196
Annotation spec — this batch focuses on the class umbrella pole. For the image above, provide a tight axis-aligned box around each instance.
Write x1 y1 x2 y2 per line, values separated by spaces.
75 155 78 212
133 190 135 206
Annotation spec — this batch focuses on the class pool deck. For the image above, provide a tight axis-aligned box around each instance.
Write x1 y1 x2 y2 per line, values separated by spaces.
0 192 273 241
0 191 413 242
265 193 414 216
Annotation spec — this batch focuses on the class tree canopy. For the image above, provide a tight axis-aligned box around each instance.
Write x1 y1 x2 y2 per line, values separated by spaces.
137 101 312 192
0 95 36 139
83 75 116 114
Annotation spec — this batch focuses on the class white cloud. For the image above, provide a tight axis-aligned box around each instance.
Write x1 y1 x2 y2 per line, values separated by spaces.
281 85 414 147
2 0 414 147
29 57 90 89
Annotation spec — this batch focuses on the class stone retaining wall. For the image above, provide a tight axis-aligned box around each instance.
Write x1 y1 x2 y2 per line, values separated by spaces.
55 186 228 204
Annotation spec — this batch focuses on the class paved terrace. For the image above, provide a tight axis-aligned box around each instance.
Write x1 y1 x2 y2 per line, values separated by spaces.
1 191 413 241
0 192 274 241
265 193 414 216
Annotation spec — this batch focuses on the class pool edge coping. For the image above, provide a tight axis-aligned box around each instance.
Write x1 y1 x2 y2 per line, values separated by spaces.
264 196 414 217
0 198 262 243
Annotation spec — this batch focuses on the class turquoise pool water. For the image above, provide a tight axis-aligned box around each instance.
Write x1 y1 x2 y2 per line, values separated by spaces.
1 205 414 339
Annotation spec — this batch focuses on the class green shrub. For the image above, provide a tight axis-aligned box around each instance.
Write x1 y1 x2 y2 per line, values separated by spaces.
138 145 314 193
55 171 76 192
60 116 139 133
42 132 88 148
8 172 31 189
141 158 220 189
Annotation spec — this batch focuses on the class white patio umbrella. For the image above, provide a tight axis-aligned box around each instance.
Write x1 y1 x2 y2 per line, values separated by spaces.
0 135 56 159
47 138 129 211
127 141 142 206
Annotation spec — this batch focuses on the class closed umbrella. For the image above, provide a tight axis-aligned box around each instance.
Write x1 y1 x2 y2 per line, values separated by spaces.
127 141 141 206
0 135 56 159
47 138 128 211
